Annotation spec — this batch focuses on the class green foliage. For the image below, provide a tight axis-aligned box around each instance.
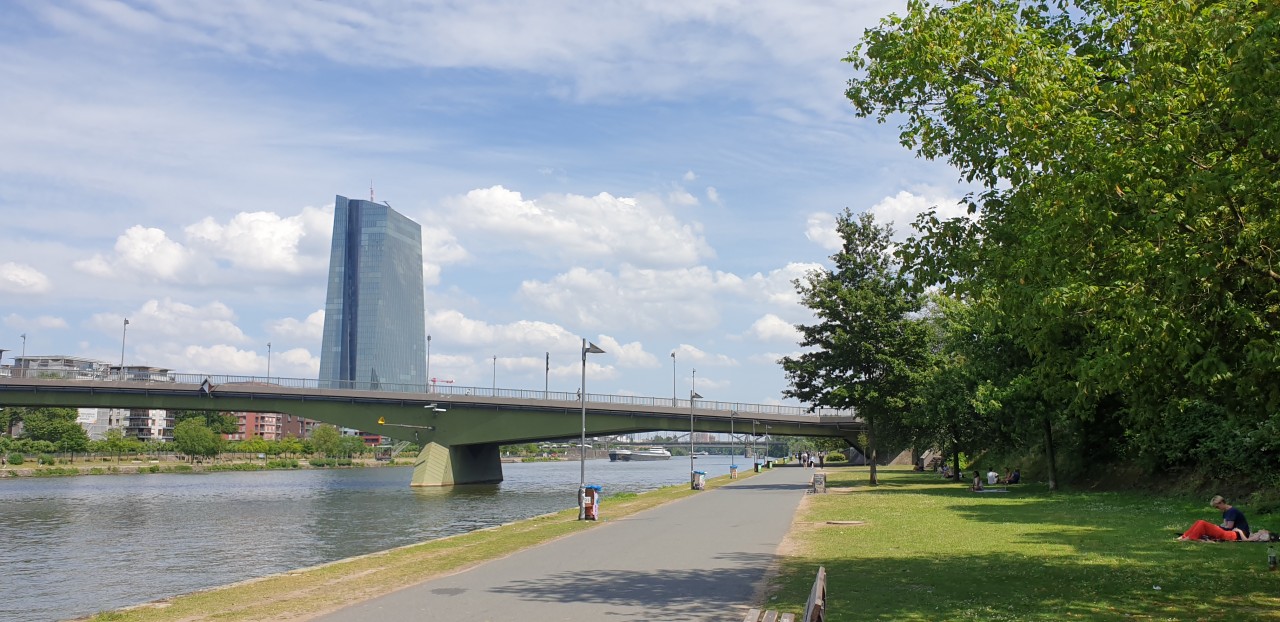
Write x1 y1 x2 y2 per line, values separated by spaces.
6 452 23 465
309 424 342 457
266 459 300 469
30 467 79 477
846 0 1280 484
147 464 161 473
781 210 929 485
826 452 847 463
38 454 55 466
172 418 222 459
173 410 238 435
206 463 265 472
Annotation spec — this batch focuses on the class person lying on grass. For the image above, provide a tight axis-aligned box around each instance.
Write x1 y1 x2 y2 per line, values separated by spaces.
1178 495 1249 541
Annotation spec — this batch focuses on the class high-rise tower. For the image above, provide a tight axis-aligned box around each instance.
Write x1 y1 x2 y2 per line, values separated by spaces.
319 195 426 389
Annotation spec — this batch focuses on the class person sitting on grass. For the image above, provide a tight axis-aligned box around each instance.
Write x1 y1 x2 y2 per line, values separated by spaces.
1003 469 1021 485
970 470 984 492
1178 495 1249 541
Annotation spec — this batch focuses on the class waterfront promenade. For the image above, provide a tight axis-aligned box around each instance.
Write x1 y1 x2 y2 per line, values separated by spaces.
316 464 815 621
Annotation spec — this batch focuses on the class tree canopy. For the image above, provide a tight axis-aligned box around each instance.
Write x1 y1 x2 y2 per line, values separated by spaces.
844 0 1280 484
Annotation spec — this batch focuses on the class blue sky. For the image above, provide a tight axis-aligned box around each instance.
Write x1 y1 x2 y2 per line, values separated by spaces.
0 0 971 407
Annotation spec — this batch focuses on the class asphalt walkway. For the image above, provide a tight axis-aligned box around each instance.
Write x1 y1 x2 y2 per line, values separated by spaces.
315 464 815 621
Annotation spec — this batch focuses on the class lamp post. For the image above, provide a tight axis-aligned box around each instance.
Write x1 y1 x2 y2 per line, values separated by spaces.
579 338 606 519
670 351 677 406
690 386 702 489
426 335 432 390
266 342 272 379
119 319 129 376
731 410 736 465
20 333 26 358
544 352 550 399
492 355 497 392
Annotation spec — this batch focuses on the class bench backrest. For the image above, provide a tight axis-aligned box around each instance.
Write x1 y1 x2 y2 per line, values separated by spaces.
803 566 826 622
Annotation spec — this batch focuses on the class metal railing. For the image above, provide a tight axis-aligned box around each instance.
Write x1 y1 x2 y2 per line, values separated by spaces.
0 368 856 419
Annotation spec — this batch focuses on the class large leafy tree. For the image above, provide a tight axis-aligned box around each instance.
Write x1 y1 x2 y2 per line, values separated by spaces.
309 424 342 458
17 407 90 454
172 418 221 460
781 210 929 484
848 0 1280 480
174 410 238 435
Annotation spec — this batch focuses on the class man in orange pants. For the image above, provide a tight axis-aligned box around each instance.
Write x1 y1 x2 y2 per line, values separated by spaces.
1178 495 1249 541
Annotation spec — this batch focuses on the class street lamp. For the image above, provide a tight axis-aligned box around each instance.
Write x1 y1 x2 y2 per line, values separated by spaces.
266 342 272 379
492 355 497 392
544 352 550 399
579 338 606 519
731 410 737 465
690 387 702 489
426 335 432 389
20 333 26 358
119 319 129 376
670 351 677 406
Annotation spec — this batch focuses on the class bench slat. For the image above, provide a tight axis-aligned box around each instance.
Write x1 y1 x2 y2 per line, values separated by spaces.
780 614 796 622
803 566 827 622
761 611 780 622
742 608 761 622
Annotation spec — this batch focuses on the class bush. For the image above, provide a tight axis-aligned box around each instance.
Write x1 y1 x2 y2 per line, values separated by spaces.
168 464 193 473
38 454 56 466
206 463 264 472
90 467 106 475
31 467 79 477
147 464 162 473
6 453 23 465
826 452 846 463
266 459 300 469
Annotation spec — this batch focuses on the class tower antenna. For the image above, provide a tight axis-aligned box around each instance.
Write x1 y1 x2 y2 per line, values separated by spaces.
370 179 375 202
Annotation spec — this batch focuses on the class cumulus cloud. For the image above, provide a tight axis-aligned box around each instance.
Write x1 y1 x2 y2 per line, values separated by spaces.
805 212 841 251
868 189 968 241
92 298 247 345
671 343 738 368
519 265 743 332
269 309 325 342
0 262 52 293
595 335 658 368
746 262 822 309
426 309 578 350
184 206 331 273
747 314 801 343
74 226 196 282
442 186 712 267
706 186 721 205
3 313 68 330
422 226 469 286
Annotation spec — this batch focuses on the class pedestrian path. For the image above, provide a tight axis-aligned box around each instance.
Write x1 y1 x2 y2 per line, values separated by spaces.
315 465 815 621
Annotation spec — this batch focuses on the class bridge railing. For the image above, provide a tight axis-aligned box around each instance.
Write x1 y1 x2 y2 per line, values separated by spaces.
1 368 855 419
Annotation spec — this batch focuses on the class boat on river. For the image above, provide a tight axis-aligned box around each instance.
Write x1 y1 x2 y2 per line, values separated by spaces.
620 446 672 461
607 449 632 462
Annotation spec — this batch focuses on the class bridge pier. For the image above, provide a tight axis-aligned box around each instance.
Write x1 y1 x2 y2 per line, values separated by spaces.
411 442 504 487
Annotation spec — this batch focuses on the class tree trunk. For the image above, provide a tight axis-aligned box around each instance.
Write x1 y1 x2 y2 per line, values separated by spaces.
1042 414 1058 491
868 421 879 485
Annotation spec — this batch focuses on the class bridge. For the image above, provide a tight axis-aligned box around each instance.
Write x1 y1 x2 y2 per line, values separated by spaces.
0 373 863 487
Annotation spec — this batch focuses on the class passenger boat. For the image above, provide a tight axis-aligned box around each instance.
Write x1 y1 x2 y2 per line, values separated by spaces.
623 446 672 461
607 449 633 462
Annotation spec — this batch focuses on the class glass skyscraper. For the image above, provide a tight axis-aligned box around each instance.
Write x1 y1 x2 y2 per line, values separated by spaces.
319 196 426 389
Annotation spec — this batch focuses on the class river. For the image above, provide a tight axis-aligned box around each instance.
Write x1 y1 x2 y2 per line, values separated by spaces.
0 454 752 622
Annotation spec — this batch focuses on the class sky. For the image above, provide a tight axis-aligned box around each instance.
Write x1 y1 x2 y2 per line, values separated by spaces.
0 0 972 409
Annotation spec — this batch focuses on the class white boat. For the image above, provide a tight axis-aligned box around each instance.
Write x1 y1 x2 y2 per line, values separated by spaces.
607 449 632 462
623 446 672 461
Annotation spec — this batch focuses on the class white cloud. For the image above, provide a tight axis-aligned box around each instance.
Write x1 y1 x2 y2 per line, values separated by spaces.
426 309 578 350
269 310 325 342
706 186 721 205
595 335 657 369
442 186 712 267
519 265 743 332
34 316 68 329
805 212 841 251
2 313 68 330
671 344 738 368
93 298 246 345
422 226 469 286
868 189 967 241
184 206 332 273
746 262 822 309
682 170 697 182
747 314 800 343
0 262 52 293
74 226 197 282
667 188 699 207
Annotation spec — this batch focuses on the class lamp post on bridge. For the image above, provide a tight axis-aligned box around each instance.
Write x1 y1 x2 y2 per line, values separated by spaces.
266 342 272 379
579 338 605 520
671 351 677 407
119 319 129 378
689 367 701 490
426 335 432 390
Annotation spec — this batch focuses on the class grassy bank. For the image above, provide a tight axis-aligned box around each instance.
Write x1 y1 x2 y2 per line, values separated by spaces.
79 470 753 622
767 467 1280 621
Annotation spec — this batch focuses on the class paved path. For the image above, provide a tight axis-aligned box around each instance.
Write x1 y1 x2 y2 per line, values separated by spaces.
316 465 815 621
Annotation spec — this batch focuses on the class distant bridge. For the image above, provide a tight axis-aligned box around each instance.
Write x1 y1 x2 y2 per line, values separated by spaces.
0 373 862 487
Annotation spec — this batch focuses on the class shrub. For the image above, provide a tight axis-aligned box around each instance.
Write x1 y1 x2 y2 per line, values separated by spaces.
39 454 56 466
827 452 847 463
266 459 300 469
147 465 162 473
31 467 79 477
168 464 193 472
90 467 106 475
6 453 23 465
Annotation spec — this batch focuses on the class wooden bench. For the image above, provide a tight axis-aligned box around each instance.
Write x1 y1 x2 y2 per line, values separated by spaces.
741 566 826 622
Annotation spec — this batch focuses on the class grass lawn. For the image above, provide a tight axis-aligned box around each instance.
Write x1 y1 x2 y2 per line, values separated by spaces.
769 466 1280 621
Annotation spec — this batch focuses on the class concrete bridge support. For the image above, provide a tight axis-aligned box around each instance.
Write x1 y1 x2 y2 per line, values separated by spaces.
411 442 503 487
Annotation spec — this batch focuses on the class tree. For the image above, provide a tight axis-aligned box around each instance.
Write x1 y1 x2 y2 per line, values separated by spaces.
172 418 221 461
847 0 1280 481
309 424 342 457
174 410 238 435
781 210 929 484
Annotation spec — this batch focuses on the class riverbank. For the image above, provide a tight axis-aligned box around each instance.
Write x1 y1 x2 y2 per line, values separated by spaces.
0 457 412 478
77 467 763 622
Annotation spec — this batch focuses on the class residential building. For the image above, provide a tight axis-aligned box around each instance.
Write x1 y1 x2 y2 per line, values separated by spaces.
76 408 129 440
318 195 426 390
125 409 174 442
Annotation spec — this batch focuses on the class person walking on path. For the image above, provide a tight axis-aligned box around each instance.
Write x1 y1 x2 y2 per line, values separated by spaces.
315 465 815 622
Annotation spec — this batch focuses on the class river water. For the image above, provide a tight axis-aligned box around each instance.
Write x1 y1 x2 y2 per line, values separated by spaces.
0 454 751 622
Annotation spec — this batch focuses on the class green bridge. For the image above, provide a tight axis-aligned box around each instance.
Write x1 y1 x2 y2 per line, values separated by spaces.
0 375 862 487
